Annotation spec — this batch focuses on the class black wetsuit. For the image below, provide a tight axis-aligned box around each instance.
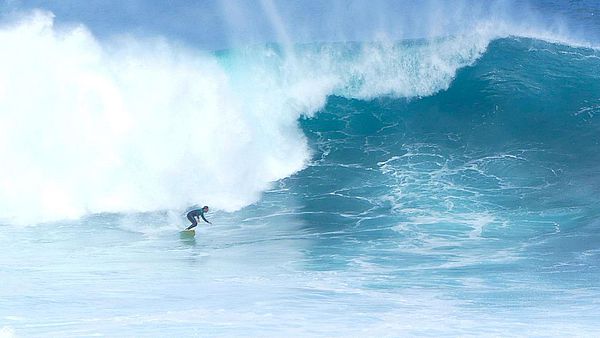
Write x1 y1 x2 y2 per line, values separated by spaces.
186 209 209 230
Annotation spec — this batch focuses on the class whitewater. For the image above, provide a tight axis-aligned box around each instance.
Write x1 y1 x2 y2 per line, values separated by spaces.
1 1 600 336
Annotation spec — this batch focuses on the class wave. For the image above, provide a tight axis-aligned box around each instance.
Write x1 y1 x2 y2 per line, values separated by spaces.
0 10 598 224
297 36 600 245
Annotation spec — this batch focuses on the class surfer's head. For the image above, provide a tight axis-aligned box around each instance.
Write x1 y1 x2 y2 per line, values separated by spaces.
203 206 209 212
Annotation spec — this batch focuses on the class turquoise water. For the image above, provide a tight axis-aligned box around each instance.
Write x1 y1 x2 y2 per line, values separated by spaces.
2 1 600 335
2 37 600 336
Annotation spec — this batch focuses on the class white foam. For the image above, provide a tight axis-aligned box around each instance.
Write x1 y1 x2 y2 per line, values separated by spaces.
0 11 311 224
0 326 16 338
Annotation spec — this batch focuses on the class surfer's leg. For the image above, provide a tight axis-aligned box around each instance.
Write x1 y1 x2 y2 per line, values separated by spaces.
186 213 198 230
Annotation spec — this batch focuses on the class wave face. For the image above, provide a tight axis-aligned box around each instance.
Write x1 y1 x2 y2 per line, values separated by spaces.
298 36 600 234
291 36 600 270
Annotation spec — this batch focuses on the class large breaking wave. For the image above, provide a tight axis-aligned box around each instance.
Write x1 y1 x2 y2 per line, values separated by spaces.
0 8 597 224
0 11 491 224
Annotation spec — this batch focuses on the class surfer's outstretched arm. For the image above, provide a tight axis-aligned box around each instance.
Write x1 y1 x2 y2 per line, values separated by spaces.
201 214 211 224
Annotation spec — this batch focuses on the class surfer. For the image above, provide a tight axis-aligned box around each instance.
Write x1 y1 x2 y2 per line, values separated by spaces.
185 206 211 230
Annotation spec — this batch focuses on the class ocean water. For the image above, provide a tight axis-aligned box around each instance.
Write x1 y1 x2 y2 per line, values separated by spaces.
2 2 600 337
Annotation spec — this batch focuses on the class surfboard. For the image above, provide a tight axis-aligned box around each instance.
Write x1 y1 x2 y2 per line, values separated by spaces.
180 229 196 237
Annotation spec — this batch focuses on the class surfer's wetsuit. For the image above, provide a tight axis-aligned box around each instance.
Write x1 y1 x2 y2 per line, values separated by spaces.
186 209 210 230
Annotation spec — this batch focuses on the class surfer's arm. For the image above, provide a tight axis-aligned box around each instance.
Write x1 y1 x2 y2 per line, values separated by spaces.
201 214 211 224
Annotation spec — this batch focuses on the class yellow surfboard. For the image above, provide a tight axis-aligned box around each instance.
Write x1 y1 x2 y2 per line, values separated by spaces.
180 229 196 237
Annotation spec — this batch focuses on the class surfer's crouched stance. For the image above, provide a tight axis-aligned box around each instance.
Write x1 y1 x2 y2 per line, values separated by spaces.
186 206 211 230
